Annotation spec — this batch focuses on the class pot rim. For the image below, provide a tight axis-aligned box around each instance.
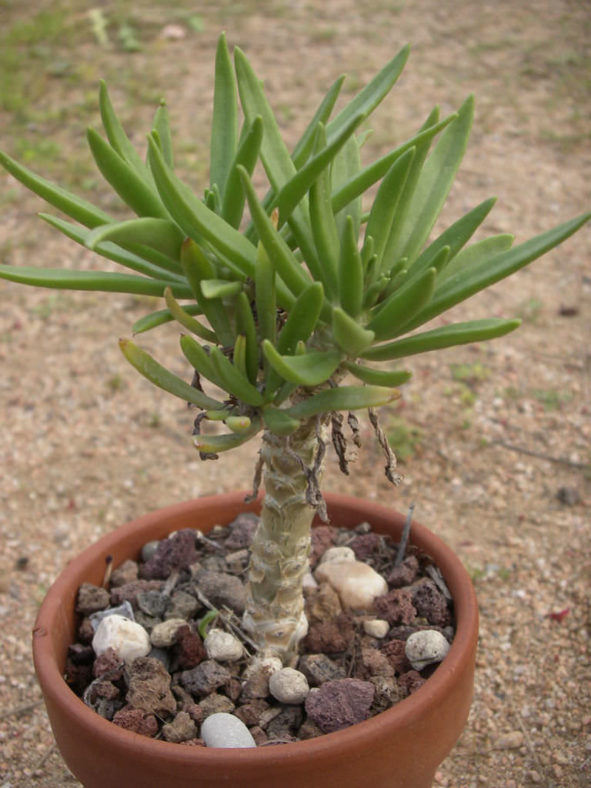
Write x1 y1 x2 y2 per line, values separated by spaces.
33 491 478 767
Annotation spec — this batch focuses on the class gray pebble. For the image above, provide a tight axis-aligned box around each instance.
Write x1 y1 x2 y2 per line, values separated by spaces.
141 540 160 562
201 712 256 748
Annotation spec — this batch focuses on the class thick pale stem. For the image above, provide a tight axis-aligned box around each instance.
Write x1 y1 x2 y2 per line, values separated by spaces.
243 418 327 664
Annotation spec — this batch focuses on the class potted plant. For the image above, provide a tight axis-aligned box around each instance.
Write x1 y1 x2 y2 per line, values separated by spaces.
1 34 588 788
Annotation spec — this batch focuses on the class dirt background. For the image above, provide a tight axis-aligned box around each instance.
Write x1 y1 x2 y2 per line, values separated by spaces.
0 0 590 786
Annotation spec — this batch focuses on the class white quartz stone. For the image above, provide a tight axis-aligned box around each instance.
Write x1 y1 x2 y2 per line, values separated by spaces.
405 629 450 671
319 546 356 564
363 618 390 638
268 667 310 704
92 614 150 662
314 560 387 611
201 712 256 748
204 628 244 662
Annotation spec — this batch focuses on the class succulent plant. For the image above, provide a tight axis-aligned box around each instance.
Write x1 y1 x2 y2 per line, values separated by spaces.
0 35 588 663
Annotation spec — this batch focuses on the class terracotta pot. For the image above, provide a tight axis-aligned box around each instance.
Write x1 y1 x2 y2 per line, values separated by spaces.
33 492 478 788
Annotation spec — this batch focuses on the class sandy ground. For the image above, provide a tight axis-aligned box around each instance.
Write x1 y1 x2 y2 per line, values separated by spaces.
0 0 590 785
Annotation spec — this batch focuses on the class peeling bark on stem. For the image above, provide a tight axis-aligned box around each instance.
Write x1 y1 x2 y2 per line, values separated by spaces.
243 418 328 664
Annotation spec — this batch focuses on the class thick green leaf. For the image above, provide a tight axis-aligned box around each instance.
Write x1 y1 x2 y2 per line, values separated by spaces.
237 166 312 298
292 74 346 168
40 214 186 281
362 318 522 361
367 265 438 340
87 128 168 219
325 45 409 145
0 265 192 298
394 96 474 265
255 242 277 345
209 347 264 406
344 361 412 386
152 100 174 167
262 341 342 385
133 303 203 335
262 407 301 435
363 147 415 270
277 282 324 354
285 385 399 418
410 197 496 278
404 213 591 332
0 148 112 229
179 334 224 388
119 339 222 410
331 307 375 356
338 215 364 316
200 279 243 299
331 113 457 215
99 81 151 182
211 33 238 196
193 419 261 454
308 125 340 298
435 233 514 286
332 134 362 241
180 239 234 346
276 110 365 226
222 115 263 229
148 137 256 280
164 287 217 341
235 292 259 384
86 217 184 259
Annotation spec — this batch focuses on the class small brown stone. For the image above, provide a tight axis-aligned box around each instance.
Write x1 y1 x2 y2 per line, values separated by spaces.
302 613 356 654
162 710 198 743
126 656 177 716
112 707 159 738
173 625 206 670
381 639 412 674
305 582 343 622
387 555 419 588
76 583 110 615
109 559 139 588
305 679 375 733
398 670 425 697
374 588 417 626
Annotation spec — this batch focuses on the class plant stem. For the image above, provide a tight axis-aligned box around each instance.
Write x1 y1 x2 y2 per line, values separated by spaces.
243 417 327 664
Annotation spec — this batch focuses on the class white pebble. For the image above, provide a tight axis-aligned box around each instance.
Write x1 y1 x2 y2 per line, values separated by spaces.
314 560 387 611
204 629 244 662
320 546 356 564
201 712 256 748
363 619 390 638
92 614 150 662
268 667 310 704
150 618 187 648
243 655 283 680
405 630 450 671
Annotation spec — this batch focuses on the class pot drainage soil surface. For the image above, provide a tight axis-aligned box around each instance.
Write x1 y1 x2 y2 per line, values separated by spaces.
65 513 456 746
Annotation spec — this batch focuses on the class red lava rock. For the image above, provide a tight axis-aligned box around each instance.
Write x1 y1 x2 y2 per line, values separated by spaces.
173 625 206 670
310 525 338 567
387 554 419 588
224 677 243 703
374 588 417 626
112 707 159 738
349 532 383 561
180 660 232 699
305 679 375 733
77 617 95 644
302 614 356 654
140 529 200 580
381 639 412 674
356 647 395 680
110 579 163 606
234 699 270 727
93 680 121 700
126 656 177 716
76 583 110 615
411 579 451 627
92 647 124 679
398 670 426 697
225 512 258 549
